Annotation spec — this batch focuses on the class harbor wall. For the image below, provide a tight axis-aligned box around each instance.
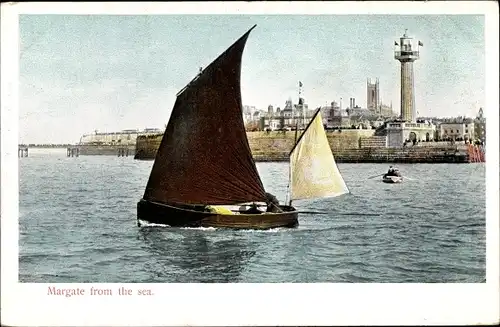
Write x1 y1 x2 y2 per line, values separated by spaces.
252 147 470 163
248 129 376 152
133 130 477 163
133 130 375 160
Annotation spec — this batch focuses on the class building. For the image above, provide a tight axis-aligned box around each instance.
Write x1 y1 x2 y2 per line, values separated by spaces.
439 119 474 141
474 107 486 144
319 97 389 129
386 121 436 146
320 80 396 129
320 101 340 128
371 118 386 129
243 98 312 131
267 118 283 131
267 105 274 115
252 111 264 121
367 78 379 112
242 105 258 124
379 103 395 117
255 95 314 131
412 111 484 143
367 78 395 116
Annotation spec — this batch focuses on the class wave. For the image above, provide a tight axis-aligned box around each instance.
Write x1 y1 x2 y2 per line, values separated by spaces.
137 219 170 227
180 226 217 231
236 227 289 233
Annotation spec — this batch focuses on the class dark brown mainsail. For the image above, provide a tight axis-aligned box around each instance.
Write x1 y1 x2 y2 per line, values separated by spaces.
143 25 267 205
138 25 299 229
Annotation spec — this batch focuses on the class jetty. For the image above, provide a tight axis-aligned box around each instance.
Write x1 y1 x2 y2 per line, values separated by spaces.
18 146 28 158
117 147 130 157
67 147 80 157
77 144 135 156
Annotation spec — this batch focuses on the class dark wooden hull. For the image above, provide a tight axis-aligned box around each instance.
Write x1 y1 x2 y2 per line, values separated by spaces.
382 175 403 183
137 198 299 230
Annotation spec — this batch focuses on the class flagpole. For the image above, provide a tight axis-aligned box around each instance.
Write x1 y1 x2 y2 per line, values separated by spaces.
299 81 305 129
301 89 306 129
299 81 304 129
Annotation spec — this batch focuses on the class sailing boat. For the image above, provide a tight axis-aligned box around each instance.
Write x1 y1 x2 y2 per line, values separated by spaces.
287 109 350 204
137 25 299 229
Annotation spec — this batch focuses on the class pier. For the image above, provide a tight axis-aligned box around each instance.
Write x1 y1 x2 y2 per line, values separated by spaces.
18 146 28 158
77 144 136 156
117 147 130 157
67 147 80 157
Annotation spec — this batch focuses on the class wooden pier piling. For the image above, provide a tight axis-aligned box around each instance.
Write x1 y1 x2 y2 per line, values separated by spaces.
67 147 80 157
18 146 28 158
118 147 129 157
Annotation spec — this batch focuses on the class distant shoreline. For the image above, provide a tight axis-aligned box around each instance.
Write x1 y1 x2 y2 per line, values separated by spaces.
19 144 74 148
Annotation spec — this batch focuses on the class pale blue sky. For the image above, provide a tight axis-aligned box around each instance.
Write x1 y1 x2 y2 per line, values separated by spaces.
19 14 484 143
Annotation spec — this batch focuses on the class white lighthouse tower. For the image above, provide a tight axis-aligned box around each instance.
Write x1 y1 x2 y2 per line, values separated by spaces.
394 29 421 122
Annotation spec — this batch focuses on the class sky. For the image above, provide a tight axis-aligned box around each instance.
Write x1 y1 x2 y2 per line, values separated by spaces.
18 14 485 144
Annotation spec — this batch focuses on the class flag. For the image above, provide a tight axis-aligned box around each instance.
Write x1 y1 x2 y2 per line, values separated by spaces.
299 81 303 87
394 41 399 46
418 41 423 47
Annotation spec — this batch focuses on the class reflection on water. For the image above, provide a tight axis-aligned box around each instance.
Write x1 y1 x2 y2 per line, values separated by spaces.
138 228 256 282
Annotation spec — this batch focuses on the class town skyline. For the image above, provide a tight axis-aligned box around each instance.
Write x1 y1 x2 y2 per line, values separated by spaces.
16 11 487 144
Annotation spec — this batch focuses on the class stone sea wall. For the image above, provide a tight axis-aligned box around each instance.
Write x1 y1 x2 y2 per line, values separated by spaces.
252 147 469 163
134 130 375 160
133 130 472 163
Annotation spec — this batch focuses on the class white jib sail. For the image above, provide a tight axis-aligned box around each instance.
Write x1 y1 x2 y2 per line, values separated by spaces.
289 111 349 201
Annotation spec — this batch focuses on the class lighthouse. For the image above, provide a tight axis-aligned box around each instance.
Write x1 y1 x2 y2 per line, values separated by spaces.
386 30 434 148
394 29 422 122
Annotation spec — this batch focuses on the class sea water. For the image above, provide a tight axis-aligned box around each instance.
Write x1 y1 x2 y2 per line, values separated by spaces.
18 149 486 282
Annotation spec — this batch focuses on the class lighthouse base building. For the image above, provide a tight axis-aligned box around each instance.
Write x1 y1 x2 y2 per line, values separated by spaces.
386 121 436 147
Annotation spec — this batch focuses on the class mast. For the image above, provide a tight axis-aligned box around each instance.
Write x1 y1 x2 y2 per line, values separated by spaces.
286 120 300 206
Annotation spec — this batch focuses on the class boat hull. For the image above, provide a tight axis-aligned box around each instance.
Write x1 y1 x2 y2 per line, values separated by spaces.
382 175 403 183
137 199 299 230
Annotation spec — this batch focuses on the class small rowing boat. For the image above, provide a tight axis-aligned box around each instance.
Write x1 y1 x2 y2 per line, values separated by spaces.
382 175 403 183
381 166 403 183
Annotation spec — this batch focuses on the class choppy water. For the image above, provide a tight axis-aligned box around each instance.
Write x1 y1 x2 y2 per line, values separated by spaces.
18 148 486 282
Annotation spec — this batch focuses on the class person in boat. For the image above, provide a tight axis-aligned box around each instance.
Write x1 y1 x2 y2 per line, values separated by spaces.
265 192 283 213
386 166 402 177
244 203 262 214
384 166 401 177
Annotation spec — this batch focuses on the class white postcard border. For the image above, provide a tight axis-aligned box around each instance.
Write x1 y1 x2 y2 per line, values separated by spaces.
1 1 498 326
